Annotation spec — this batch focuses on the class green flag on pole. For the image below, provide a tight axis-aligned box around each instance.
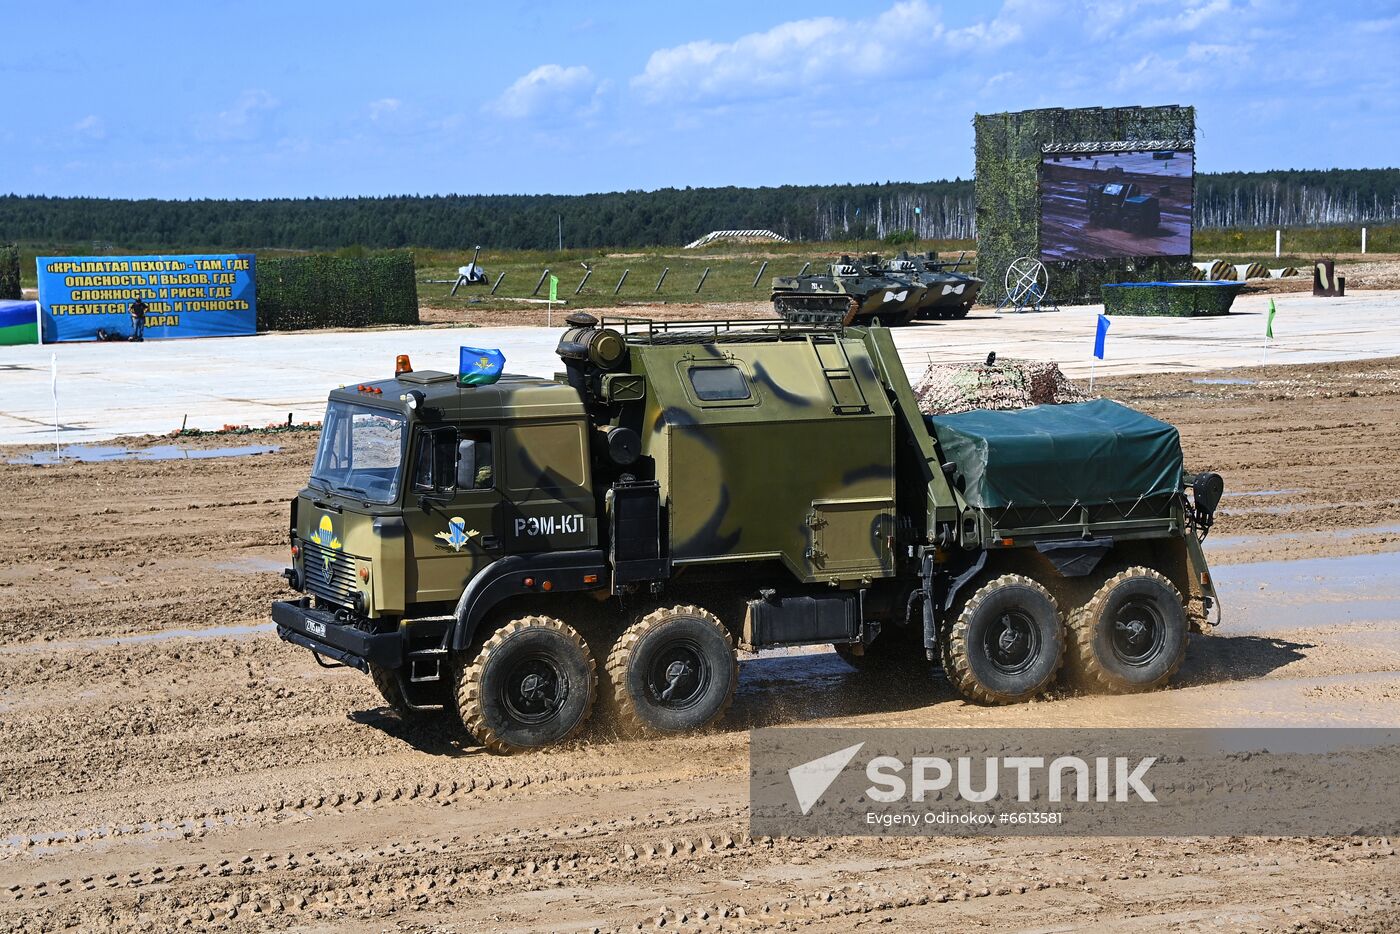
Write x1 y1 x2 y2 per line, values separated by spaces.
1266 299 1277 339
548 275 559 303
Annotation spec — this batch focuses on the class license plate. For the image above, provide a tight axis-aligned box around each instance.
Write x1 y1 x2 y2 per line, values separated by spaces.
306 619 326 637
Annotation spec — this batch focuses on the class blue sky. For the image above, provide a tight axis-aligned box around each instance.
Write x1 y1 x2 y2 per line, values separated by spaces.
2 0 1397 199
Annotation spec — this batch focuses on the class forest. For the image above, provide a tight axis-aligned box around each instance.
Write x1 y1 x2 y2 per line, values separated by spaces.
1 168 1396 252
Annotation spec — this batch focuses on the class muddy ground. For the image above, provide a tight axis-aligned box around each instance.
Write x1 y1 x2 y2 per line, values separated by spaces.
2 358 1400 932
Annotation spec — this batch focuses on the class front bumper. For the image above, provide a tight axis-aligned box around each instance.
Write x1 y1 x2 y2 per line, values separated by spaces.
272 599 402 672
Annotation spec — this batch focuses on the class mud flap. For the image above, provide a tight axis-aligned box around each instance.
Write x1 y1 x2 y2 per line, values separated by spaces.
1182 532 1222 632
1035 537 1114 577
923 550 988 658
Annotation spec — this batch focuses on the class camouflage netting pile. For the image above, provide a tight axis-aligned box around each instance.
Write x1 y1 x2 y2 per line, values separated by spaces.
913 359 1088 416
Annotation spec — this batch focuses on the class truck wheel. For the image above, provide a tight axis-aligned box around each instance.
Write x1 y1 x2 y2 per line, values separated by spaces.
946 574 1065 704
456 616 597 754
369 663 442 722
606 605 737 735
1068 567 1187 693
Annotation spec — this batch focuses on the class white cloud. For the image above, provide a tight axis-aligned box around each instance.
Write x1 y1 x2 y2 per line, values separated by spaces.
368 98 401 120
72 115 104 140
1173 0 1233 31
198 90 278 142
631 1 968 104
1112 37 1251 95
488 64 604 119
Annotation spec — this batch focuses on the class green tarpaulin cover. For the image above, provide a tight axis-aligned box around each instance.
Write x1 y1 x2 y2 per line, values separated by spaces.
927 399 1183 510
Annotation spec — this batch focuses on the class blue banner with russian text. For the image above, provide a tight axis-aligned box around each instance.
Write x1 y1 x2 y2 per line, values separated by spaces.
36 254 256 342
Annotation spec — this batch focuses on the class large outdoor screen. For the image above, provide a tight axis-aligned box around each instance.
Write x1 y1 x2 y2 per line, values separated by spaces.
1039 149 1193 261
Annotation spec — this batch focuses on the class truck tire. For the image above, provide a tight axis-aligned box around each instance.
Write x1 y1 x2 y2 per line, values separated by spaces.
946 574 1065 704
456 616 597 754
606 605 738 735
369 663 442 722
1067 567 1187 693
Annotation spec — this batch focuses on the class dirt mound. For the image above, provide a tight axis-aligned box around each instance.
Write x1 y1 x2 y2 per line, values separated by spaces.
913 358 1088 415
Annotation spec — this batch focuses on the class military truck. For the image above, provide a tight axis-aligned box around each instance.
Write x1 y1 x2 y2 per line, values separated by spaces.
273 315 1222 753
770 255 924 326
1086 181 1162 235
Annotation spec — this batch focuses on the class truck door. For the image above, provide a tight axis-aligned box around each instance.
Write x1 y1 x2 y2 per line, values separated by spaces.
500 420 595 553
402 426 504 604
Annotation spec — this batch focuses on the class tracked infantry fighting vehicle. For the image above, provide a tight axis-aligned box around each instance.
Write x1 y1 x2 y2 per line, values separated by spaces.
771 255 924 326
883 251 984 320
1087 181 1162 235
273 314 1223 753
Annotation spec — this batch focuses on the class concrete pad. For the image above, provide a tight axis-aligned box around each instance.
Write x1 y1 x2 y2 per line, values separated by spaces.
2 288 1397 445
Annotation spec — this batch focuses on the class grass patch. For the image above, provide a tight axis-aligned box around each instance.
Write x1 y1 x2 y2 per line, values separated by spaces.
1194 224 1398 256
413 239 962 312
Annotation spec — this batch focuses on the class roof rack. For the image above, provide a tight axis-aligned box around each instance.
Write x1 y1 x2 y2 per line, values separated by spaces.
598 316 843 344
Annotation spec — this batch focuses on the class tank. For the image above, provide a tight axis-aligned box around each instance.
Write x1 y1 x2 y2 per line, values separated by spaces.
770 254 925 326
890 251 984 320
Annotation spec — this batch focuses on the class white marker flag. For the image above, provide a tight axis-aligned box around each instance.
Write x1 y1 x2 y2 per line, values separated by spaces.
50 353 60 457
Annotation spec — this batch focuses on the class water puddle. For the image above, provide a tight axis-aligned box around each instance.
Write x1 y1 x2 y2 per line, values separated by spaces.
1219 498 1400 517
1212 552 1400 633
1191 377 1257 386
1221 488 1302 499
1209 523 1400 552
0 622 274 655
8 443 279 465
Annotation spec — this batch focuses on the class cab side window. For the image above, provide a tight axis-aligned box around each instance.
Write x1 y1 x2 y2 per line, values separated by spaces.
414 428 493 494
456 431 494 490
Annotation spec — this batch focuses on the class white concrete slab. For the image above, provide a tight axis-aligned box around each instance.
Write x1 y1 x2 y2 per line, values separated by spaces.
2 289 1397 445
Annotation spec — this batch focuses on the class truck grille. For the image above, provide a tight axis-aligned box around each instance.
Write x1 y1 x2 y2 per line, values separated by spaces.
302 540 357 607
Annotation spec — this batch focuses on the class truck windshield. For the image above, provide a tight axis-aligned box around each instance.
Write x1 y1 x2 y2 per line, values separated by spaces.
310 401 407 504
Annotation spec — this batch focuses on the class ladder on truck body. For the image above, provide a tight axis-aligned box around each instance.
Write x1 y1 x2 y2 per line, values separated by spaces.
808 334 871 415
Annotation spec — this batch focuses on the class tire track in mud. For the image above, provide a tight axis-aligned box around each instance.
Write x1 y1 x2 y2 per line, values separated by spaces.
5 818 1397 932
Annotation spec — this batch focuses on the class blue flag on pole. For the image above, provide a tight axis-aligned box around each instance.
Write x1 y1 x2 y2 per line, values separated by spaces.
459 346 505 386
1093 314 1111 360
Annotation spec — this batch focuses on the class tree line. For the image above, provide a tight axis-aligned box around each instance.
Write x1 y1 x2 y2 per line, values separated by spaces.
2 168 1395 252
1195 168 1400 229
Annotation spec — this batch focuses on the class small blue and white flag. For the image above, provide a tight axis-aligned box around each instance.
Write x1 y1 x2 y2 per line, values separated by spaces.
459 346 505 386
